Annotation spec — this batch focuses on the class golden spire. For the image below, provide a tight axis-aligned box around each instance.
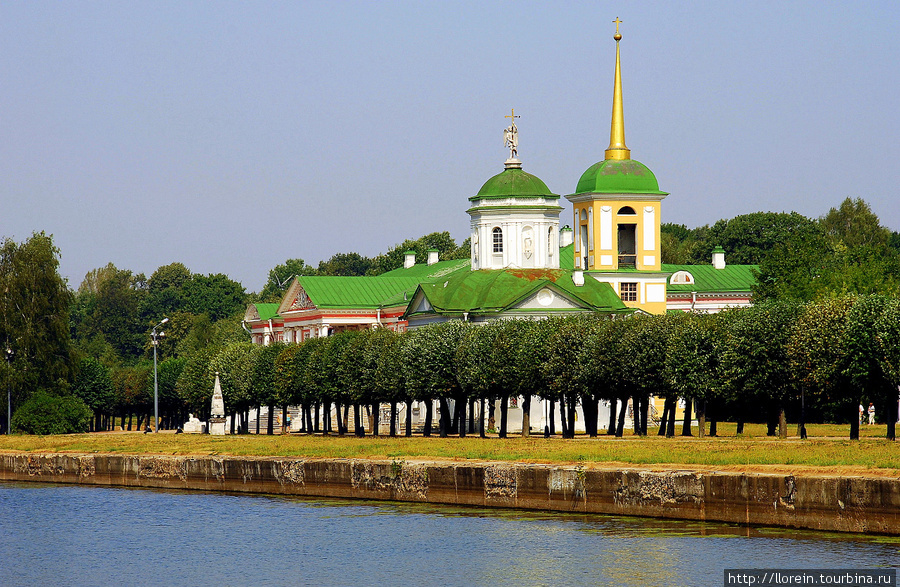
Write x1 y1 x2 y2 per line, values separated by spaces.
605 17 630 161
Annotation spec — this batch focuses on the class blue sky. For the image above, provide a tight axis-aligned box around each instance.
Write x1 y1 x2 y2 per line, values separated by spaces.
2 1 898 291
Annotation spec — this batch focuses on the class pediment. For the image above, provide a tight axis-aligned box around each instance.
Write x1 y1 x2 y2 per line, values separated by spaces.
515 286 583 310
278 278 318 314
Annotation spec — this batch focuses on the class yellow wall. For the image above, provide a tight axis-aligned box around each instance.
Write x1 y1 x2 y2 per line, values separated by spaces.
573 199 662 272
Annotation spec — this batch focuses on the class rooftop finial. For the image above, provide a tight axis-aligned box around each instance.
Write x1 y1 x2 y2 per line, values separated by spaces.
605 18 630 160
504 108 522 168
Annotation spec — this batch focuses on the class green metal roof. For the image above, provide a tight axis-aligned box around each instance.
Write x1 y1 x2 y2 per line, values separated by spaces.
377 258 470 280
559 243 575 270
253 303 281 321
407 268 629 316
575 159 667 195
297 276 424 309
472 167 556 200
662 263 757 293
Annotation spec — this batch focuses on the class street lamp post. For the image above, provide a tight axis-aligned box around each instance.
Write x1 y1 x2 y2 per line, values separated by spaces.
151 318 168 433
5 347 13 435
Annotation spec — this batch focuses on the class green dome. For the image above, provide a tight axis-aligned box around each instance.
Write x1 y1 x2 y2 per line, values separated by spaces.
472 167 555 200
575 159 667 195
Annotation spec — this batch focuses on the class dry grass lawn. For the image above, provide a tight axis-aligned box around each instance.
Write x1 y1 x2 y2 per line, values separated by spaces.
1 421 899 477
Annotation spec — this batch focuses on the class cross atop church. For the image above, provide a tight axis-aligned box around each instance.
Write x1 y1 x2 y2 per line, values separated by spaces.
503 109 520 162
613 17 622 34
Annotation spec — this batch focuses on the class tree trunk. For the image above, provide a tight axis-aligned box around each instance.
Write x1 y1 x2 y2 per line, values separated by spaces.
438 397 450 438
607 398 617 435
658 399 670 436
458 395 466 438
282 405 289 434
499 394 509 438
521 395 531 438
709 418 717 437
849 403 860 440
479 397 486 438
354 404 363 437
266 404 274 435
559 396 569 438
886 396 898 441
697 400 706 438
405 400 412 437
452 397 462 436
389 401 397 437
681 397 693 437
488 398 496 433
615 398 627 437
424 400 433 437
549 400 556 436
778 405 787 439
585 397 597 438
736 420 744 435
567 395 577 439
468 398 476 434
342 404 350 435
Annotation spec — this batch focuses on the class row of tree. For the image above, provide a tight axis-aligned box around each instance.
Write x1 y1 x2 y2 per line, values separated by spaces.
71 296 900 441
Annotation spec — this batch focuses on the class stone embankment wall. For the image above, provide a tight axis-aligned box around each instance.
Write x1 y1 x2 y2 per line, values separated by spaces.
2 452 898 535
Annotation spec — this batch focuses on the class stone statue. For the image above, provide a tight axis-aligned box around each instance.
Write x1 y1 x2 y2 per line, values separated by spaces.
504 108 520 160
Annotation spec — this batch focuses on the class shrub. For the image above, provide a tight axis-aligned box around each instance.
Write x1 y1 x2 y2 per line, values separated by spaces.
11 390 92 435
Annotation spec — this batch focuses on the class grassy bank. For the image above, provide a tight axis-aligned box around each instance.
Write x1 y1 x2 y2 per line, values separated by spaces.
1 423 898 474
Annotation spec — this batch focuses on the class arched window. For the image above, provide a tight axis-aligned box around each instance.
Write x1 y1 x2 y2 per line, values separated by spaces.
492 227 503 253
618 206 636 215
580 209 588 221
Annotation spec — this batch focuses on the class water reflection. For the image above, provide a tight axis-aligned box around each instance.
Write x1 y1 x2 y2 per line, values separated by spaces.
1 481 897 587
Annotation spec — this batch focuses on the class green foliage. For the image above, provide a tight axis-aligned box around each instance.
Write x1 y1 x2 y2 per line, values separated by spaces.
317 252 373 276
0 232 74 411
368 231 469 275
182 273 247 321
72 357 116 413
176 347 216 416
665 312 722 404
209 341 255 412
11 390 92 435
699 212 818 265
257 258 317 302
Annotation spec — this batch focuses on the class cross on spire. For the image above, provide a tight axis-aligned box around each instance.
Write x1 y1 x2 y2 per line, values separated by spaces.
505 108 520 127
613 17 622 34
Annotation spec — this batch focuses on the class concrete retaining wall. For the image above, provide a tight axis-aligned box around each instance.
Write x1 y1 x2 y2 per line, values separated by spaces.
2 452 898 535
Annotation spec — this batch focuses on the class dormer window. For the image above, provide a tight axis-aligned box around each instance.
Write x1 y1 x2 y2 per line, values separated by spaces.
670 270 695 285
492 227 503 253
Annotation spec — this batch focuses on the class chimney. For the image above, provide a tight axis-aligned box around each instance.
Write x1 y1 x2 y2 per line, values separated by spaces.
712 246 726 270
427 249 439 265
572 270 584 286
404 251 416 269
559 225 574 247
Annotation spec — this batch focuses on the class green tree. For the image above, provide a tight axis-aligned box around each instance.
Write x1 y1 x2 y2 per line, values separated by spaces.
787 296 857 437
695 212 817 265
85 266 148 361
176 347 216 419
72 357 116 431
720 300 802 437
317 253 372 276
257 258 318 302
0 232 74 426
183 273 247 321
368 231 468 275
11 389 91 434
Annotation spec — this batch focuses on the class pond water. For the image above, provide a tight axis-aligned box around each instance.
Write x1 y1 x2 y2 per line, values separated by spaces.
1 481 897 586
